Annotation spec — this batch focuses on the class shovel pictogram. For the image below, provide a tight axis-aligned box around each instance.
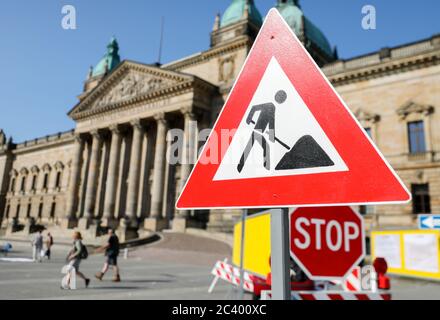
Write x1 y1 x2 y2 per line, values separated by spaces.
246 122 335 171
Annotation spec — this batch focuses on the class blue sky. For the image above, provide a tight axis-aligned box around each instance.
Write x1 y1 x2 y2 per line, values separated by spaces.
1 0 439 142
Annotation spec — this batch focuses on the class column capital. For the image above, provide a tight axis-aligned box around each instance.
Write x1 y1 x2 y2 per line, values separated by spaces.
154 112 167 124
90 130 103 141
74 134 84 144
109 124 123 135
130 119 144 131
181 107 196 120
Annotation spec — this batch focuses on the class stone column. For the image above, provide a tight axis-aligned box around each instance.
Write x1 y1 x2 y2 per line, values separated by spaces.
102 125 122 228
161 136 173 221
173 108 197 232
179 109 197 194
123 120 144 228
80 131 103 229
145 113 168 231
95 138 110 218
63 135 84 229
138 130 153 220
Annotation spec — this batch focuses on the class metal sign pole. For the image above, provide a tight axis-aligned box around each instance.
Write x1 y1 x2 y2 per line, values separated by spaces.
238 209 247 300
271 208 291 300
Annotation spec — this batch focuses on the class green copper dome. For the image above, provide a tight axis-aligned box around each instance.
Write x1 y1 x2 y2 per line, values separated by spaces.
92 37 121 77
276 0 334 58
220 0 263 27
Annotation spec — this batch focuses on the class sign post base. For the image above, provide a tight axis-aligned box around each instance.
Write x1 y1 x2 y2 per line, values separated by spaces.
271 208 291 300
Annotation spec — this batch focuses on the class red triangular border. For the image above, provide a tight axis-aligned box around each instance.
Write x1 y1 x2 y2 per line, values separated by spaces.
177 9 411 210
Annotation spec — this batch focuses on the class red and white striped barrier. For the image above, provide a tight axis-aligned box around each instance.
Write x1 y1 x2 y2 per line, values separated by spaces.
210 260 255 293
318 266 379 293
261 290 391 301
343 267 362 292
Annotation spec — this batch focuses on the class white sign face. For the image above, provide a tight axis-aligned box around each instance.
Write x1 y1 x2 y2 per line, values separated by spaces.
214 57 348 181
404 234 439 273
374 234 402 269
292 218 360 252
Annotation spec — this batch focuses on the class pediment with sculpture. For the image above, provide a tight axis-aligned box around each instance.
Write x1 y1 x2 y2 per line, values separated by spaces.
92 70 174 109
69 61 196 120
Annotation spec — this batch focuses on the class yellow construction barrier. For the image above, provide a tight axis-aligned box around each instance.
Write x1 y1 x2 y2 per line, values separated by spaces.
232 211 271 278
371 230 440 280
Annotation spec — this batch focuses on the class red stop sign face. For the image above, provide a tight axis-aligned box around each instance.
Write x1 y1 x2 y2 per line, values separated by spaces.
290 207 365 280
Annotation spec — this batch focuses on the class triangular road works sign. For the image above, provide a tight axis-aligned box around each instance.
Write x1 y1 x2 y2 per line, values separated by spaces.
176 9 411 210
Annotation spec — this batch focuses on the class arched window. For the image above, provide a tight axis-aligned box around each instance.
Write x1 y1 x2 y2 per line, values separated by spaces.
30 166 39 192
41 164 51 191
4 205 10 219
19 168 29 193
9 169 18 193
43 173 49 189
50 202 56 219
16 205 21 218
27 203 32 218
20 176 26 192
38 203 43 219
31 175 37 191
54 162 64 190
10 178 15 192
55 171 62 188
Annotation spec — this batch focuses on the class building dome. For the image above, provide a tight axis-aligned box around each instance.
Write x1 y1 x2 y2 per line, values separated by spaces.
220 0 263 28
276 0 334 59
92 37 121 77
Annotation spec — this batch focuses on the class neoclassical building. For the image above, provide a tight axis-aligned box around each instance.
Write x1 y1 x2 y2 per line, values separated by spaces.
1 0 439 240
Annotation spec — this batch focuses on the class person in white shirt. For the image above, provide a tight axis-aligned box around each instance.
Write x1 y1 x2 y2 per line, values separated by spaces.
32 231 43 263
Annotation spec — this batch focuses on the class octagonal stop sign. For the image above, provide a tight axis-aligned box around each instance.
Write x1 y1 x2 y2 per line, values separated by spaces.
290 207 365 280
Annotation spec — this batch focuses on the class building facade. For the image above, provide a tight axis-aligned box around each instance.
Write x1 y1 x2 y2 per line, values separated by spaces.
1 0 439 240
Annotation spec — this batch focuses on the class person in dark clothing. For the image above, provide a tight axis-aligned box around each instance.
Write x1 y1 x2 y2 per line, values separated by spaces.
45 232 53 260
237 90 287 173
95 229 121 282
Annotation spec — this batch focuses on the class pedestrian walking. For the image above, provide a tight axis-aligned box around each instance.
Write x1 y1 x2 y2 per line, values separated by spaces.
32 230 44 262
1 243 12 257
62 231 90 289
45 232 54 260
95 229 121 282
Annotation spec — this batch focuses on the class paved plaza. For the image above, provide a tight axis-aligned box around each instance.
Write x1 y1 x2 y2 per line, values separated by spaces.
1 233 440 300
0 233 240 300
